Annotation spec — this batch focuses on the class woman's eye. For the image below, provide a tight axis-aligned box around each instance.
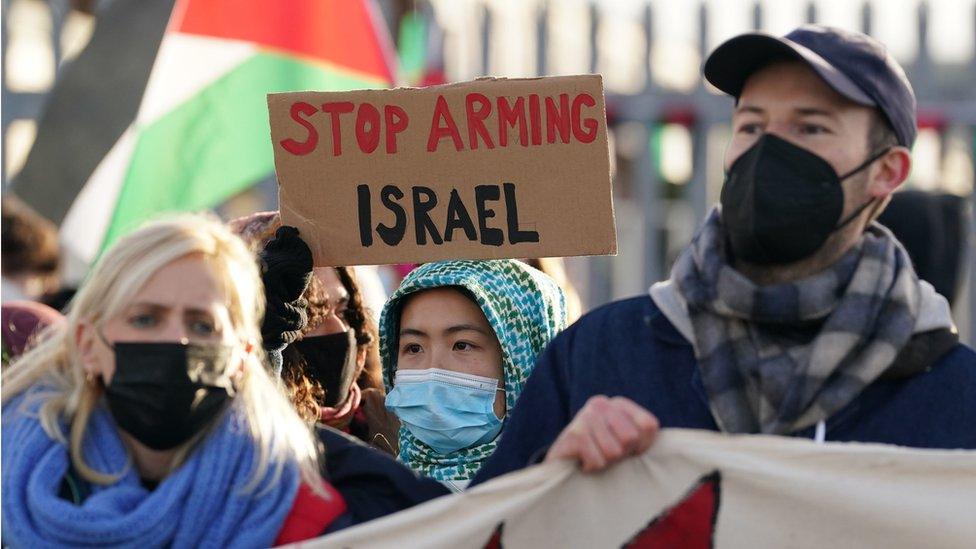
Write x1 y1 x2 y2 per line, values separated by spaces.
190 320 216 336
401 343 422 355
453 341 475 351
128 313 157 328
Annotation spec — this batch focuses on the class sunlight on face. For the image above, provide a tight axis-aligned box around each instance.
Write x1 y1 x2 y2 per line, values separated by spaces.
397 287 506 417
724 60 881 228
86 254 239 385
726 60 875 178
306 266 350 337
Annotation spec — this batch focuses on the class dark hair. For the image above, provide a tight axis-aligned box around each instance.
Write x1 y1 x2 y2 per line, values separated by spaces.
334 267 383 392
1 196 60 277
868 110 899 154
40 287 77 313
229 212 384 421
280 271 327 421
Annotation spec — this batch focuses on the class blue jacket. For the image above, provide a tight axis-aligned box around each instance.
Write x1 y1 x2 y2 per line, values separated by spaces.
473 295 976 484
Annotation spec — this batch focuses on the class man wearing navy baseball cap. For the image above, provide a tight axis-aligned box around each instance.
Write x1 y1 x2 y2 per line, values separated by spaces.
472 26 975 481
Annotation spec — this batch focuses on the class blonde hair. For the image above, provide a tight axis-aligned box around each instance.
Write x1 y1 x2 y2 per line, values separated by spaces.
2 214 322 492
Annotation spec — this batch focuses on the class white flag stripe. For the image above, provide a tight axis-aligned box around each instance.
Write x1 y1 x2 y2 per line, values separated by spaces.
136 33 256 125
61 34 256 268
60 128 139 265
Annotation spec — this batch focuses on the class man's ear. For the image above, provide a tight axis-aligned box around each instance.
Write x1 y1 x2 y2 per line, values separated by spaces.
868 146 911 198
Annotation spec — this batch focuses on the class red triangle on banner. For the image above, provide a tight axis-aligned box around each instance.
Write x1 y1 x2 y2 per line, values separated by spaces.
482 522 504 549
622 471 722 549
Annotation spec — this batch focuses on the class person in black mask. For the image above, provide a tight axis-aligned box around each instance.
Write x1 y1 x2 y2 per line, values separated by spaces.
469 25 975 483
231 212 449 522
0 215 357 545
231 212 399 454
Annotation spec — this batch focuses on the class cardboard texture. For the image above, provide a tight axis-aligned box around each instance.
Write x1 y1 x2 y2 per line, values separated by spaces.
268 75 616 266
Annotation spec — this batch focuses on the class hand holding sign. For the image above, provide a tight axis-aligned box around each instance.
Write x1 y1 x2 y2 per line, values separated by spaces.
268 75 616 266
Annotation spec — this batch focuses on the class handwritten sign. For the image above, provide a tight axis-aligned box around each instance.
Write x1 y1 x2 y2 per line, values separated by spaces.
268 75 616 266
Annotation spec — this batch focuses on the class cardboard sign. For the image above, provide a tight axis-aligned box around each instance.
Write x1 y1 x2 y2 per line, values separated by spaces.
268 75 616 266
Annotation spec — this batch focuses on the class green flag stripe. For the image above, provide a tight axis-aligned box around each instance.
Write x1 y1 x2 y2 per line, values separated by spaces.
397 11 427 83
102 51 382 251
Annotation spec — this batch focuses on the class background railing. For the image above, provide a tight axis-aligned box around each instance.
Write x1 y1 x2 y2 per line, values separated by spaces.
4 0 974 342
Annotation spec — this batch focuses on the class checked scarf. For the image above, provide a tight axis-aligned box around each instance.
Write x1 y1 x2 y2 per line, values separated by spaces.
380 260 566 481
672 208 955 435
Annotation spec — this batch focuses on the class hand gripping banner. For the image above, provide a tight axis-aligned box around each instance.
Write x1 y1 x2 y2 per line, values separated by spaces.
301 429 976 548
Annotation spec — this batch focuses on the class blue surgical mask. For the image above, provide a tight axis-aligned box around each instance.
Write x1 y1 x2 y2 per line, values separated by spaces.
385 368 504 455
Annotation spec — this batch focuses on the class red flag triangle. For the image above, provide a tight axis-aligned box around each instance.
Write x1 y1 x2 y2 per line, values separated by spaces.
622 471 722 549
171 0 394 82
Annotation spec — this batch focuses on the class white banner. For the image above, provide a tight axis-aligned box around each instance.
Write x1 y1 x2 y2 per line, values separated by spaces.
304 429 976 549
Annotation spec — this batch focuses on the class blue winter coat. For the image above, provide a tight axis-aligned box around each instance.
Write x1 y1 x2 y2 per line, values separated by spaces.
473 295 976 484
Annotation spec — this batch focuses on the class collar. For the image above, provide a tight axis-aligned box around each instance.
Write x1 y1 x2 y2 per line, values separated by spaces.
648 281 695 346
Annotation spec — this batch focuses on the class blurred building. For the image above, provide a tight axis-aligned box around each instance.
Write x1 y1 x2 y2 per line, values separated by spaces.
395 0 976 343
4 0 975 342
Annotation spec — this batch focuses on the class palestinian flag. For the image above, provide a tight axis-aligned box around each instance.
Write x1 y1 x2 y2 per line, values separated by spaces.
54 0 395 263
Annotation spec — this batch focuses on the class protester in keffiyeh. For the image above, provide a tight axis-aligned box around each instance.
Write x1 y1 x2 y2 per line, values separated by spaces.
380 260 566 489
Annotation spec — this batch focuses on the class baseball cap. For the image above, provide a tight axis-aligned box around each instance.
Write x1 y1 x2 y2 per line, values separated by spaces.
703 25 917 148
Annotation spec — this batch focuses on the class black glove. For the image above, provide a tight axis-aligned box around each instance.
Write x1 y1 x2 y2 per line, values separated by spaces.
259 227 313 363
260 226 313 301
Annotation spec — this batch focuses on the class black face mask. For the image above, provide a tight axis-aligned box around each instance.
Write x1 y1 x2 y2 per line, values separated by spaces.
720 134 890 265
104 341 236 450
292 330 358 407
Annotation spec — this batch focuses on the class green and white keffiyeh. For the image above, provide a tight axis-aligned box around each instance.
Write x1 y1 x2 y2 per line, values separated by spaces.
380 260 567 481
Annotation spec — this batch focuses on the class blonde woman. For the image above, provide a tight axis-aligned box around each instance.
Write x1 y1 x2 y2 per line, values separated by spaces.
1 215 348 547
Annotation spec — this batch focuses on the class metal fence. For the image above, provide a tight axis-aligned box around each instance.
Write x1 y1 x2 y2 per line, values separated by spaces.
420 0 976 343
2 0 79 185
3 0 975 342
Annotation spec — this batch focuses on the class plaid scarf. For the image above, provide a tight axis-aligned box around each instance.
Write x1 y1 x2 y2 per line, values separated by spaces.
672 208 953 435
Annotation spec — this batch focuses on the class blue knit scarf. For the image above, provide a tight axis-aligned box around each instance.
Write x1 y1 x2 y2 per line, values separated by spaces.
2 388 299 548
